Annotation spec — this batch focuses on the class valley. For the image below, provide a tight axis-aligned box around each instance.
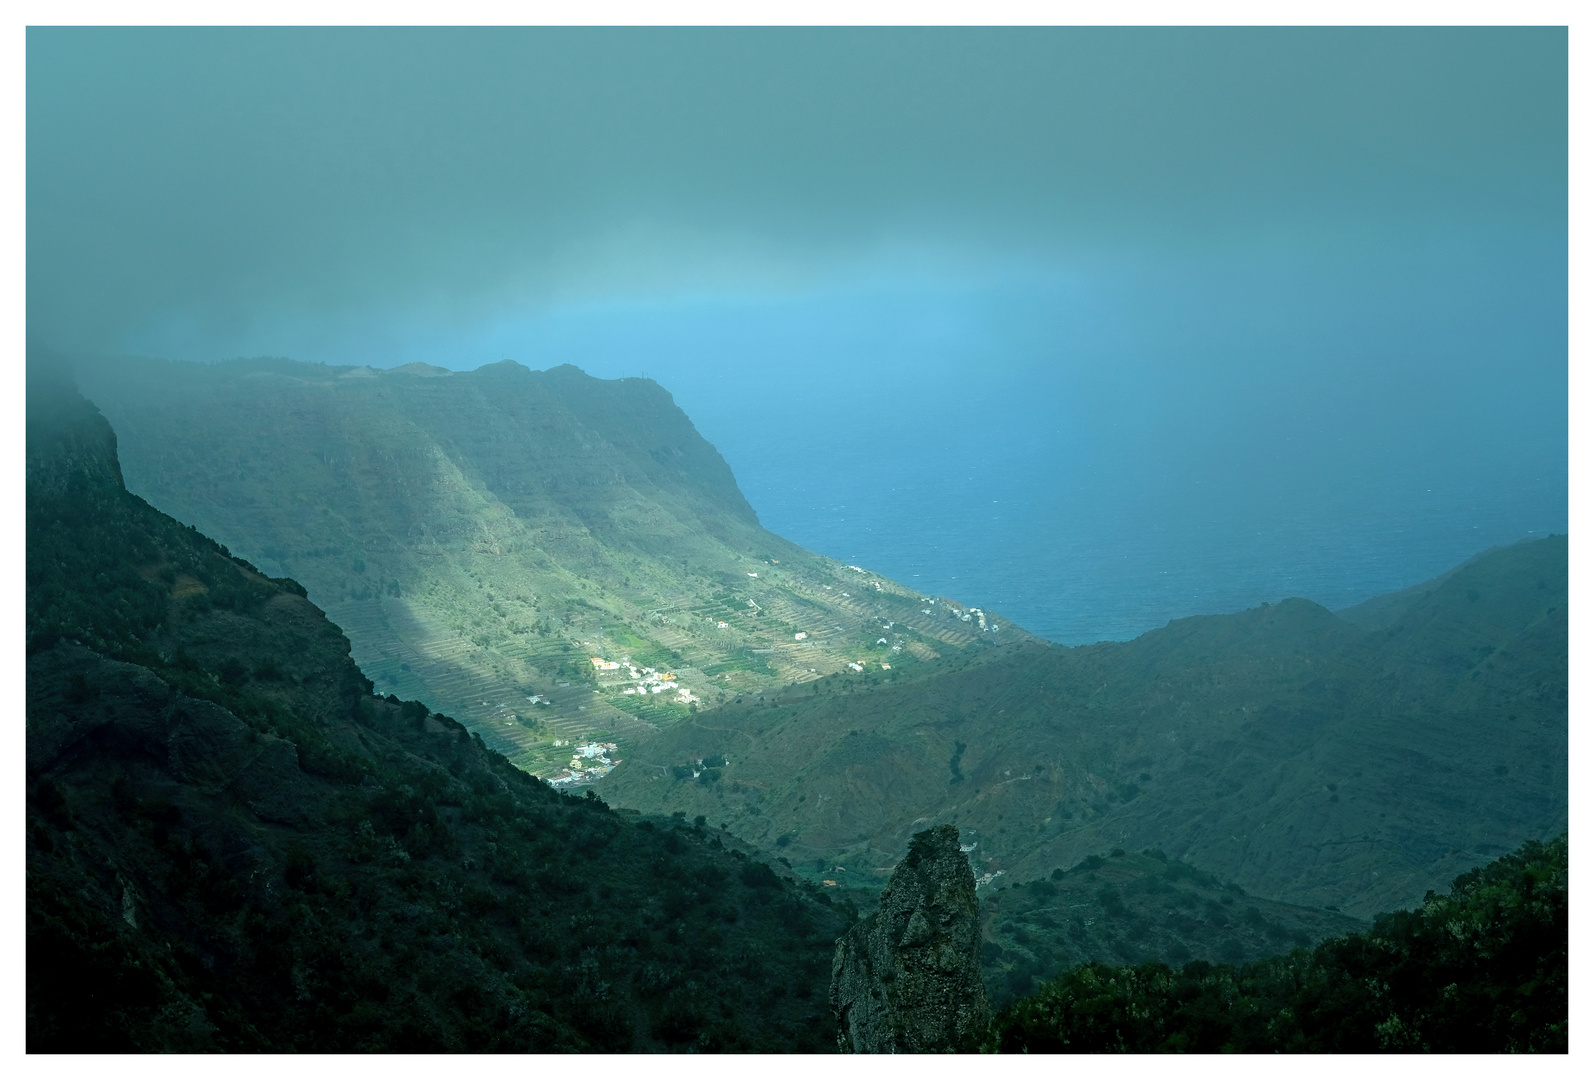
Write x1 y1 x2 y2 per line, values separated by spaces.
67 355 1568 928
72 356 1030 779
26 25 1569 1055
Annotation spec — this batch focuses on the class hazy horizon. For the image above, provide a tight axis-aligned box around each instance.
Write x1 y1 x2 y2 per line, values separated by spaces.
28 26 1568 642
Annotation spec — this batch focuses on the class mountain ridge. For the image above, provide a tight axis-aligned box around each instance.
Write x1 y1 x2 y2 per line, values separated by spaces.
599 535 1567 919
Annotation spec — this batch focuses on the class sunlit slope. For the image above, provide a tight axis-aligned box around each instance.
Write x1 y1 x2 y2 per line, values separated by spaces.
599 537 1566 920
72 356 1030 774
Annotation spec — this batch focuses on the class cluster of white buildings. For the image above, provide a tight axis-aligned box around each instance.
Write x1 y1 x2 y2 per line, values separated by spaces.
548 741 622 788
546 741 622 788
593 658 701 706
917 597 999 633
948 605 990 631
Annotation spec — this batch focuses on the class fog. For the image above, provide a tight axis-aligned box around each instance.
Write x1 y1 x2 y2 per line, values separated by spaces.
26 27 1567 640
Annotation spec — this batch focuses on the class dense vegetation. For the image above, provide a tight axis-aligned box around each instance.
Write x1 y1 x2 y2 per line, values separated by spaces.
988 835 1567 1053
978 849 1365 1009
27 358 848 1051
606 536 1567 919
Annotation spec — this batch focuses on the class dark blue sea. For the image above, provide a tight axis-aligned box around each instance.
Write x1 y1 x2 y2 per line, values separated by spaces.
712 423 1564 644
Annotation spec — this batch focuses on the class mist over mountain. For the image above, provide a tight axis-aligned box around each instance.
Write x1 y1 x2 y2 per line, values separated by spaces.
28 29 1566 649
26 26 1567 1055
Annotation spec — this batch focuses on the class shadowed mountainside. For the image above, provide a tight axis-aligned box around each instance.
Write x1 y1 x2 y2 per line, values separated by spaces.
26 354 854 1052
975 847 1367 1008
599 536 1566 919
71 354 1032 779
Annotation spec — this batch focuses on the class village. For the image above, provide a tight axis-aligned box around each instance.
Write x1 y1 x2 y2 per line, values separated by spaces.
546 740 622 789
590 655 702 706
919 596 995 633
533 590 994 789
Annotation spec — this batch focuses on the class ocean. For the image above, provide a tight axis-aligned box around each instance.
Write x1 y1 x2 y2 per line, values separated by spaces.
713 422 1565 644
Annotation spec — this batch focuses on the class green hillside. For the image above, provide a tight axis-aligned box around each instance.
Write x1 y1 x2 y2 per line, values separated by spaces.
71 355 1032 779
599 537 1567 919
26 355 853 1051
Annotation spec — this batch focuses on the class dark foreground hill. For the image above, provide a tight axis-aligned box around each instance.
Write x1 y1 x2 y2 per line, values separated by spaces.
26 355 850 1052
989 835 1567 1053
601 536 1567 919
71 354 1031 778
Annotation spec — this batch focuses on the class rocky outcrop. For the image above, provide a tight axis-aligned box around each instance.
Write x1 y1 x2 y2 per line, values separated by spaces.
831 824 991 1052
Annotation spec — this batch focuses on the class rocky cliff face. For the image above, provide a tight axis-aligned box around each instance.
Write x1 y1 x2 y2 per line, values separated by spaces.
831 824 991 1053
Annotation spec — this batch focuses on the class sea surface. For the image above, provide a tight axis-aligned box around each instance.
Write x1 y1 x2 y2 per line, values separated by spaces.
713 424 1565 645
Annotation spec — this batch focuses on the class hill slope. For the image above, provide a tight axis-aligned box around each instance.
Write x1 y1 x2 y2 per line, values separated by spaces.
26 354 853 1051
989 835 1567 1053
599 537 1567 919
975 849 1367 1008
71 355 1032 777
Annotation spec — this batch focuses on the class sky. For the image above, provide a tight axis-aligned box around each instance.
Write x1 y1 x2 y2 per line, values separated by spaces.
25 27 1569 641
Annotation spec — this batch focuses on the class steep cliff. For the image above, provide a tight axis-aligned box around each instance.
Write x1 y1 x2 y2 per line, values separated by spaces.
831 825 990 1052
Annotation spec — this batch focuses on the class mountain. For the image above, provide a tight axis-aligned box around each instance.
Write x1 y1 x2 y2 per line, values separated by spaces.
70 355 1032 780
26 354 853 1051
598 536 1567 919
